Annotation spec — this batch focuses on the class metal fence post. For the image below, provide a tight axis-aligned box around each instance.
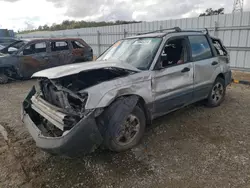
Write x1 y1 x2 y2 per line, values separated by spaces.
214 21 219 37
123 29 127 38
97 31 101 56
160 25 163 32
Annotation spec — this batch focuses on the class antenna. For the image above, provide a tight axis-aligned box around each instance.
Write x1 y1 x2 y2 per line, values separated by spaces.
233 0 244 13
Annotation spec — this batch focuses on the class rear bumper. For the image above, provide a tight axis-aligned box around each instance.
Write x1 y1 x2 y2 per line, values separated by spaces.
21 87 103 156
224 70 232 86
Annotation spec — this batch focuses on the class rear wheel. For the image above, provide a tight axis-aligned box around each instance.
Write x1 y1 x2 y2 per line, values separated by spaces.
0 73 8 84
206 77 225 107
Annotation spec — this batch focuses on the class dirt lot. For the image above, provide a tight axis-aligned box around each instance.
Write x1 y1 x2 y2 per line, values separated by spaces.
0 80 250 188
232 70 250 81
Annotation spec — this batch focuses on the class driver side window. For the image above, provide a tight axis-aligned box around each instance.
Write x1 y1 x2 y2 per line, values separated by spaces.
160 37 188 68
22 45 34 55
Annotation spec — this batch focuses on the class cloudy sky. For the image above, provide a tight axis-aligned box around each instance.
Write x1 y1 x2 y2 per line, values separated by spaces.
0 0 250 31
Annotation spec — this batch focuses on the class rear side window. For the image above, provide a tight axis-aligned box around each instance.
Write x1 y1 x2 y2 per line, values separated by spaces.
72 41 85 49
50 41 69 52
212 39 227 56
189 35 213 61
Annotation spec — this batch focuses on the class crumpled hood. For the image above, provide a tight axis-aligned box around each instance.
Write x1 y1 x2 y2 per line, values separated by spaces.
32 60 141 79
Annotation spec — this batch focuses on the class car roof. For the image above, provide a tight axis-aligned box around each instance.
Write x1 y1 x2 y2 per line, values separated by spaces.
20 38 83 42
126 32 167 39
126 30 204 39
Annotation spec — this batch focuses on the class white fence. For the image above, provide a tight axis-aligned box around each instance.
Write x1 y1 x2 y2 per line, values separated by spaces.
17 12 250 71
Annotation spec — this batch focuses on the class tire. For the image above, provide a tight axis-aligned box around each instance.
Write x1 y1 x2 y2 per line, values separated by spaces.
99 102 146 152
0 73 8 84
206 77 226 107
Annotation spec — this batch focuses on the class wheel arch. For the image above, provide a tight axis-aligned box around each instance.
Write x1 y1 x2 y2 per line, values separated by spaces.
0 65 19 78
216 73 225 82
127 94 152 125
103 94 152 125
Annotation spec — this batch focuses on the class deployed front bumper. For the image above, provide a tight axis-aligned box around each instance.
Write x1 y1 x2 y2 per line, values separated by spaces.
21 87 103 156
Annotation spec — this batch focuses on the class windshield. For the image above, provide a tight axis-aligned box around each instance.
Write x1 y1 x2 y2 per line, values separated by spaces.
9 41 27 50
0 40 27 54
98 37 162 70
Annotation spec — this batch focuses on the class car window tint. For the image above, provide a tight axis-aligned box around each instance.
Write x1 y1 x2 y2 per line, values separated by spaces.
51 41 69 52
35 42 46 53
72 41 85 49
189 35 212 61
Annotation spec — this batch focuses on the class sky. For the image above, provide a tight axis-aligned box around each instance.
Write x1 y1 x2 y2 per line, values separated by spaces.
0 0 250 31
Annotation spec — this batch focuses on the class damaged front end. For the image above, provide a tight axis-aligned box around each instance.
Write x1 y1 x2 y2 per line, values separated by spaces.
21 78 103 156
21 65 138 156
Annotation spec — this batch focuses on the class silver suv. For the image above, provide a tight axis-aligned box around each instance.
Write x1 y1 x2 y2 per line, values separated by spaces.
21 28 232 156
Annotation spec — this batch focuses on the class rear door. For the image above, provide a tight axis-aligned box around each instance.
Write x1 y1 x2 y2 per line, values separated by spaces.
152 36 194 118
188 35 219 100
18 41 50 78
48 40 74 66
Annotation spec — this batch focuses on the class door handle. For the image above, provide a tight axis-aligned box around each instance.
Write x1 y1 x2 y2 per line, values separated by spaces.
181 67 190 73
212 61 218 66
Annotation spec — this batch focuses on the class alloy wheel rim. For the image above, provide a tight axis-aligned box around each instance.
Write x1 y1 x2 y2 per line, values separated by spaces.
211 83 224 103
115 114 140 146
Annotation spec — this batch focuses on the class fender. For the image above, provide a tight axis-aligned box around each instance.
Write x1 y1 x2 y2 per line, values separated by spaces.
83 71 153 110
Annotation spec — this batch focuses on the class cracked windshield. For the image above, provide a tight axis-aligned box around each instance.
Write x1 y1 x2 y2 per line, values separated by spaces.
98 38 162 70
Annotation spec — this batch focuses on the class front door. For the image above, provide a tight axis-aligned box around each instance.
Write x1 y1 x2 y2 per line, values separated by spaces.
188 35 219 100
152 36 194 118
18 41 50 78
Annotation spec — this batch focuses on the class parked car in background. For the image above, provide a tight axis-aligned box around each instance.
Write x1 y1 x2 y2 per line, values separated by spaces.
22 28 231 156
0 37 18 47
0 38 93 83
0 44 17 52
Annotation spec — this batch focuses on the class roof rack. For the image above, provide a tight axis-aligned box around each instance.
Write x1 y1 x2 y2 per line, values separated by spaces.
137 27 211 36
180 28 210 35
137 27 181 35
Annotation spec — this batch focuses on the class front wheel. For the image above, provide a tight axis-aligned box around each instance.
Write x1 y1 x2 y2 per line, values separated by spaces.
206 77 226 107
101 104 146 152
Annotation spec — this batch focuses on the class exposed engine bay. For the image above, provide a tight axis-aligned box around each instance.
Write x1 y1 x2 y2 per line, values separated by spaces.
26 68 134 137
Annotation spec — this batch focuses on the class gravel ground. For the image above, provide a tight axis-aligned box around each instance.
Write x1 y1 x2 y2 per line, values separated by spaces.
0 80 250 188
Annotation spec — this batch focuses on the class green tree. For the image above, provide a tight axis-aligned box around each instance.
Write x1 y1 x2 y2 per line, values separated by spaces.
18 20 142 33
199 8 224 17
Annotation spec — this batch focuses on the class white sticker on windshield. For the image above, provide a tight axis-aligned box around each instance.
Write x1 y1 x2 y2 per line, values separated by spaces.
133 40 151 45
